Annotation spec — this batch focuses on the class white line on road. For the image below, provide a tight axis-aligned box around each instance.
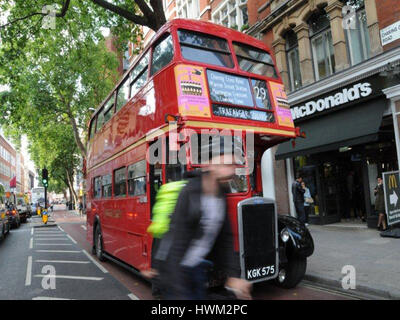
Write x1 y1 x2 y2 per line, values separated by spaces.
35 243 73 246
58 226 65 232
34 238 69 240
35 250 81 253
82 250 108 274
32 297 74 300
81 225 87 230
29 238 33 249
128 293 140 300
35 260 90 264
66 234 77 244
25 256 32 286
31 228 34 235
34 275 103 281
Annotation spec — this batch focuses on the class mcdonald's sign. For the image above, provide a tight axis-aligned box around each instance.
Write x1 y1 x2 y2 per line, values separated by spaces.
388 174 398 189
383 171 400 226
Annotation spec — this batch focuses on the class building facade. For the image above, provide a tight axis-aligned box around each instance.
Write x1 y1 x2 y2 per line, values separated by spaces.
246 0 400 227
0 134 16 192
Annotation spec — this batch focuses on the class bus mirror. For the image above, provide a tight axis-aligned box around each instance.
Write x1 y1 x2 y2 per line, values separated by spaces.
165 114 179 123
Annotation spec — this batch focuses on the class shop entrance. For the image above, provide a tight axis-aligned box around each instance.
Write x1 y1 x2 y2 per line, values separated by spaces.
294 136 398 226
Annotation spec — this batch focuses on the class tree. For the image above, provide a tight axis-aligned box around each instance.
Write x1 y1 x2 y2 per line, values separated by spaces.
28 122 81 205
0 0 166 32
0 5 120 159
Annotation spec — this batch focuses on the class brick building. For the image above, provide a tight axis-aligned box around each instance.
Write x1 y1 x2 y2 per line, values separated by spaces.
0 134 16 192
246 0 400 227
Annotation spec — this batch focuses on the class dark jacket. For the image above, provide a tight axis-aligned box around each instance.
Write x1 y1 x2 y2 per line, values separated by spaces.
292 180 305 203
157 174 241 298
374 184 385 213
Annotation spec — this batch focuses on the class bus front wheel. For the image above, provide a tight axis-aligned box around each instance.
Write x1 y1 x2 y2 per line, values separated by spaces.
275 256 307 289
94 225 106 262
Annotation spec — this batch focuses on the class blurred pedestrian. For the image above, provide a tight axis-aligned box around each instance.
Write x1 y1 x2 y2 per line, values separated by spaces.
154 139 252 300
292 173 306 224
302 181 313 226
375 177 387 231
78 201 83 216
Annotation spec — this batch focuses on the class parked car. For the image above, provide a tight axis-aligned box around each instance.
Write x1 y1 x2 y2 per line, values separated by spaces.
0 195 10 240
16 197 29 223
6 203 20 229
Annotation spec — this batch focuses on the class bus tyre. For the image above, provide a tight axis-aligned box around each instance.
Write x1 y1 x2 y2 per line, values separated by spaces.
95 225 106 262
275 256 307 289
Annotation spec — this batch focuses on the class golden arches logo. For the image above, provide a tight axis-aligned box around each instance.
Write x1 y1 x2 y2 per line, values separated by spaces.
388 175 398 189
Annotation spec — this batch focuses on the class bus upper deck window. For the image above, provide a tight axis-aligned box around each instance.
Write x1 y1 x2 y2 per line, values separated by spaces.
178 29 234 68
233 42 277 78
96 108 105 132
150 34 174 76
89 117 96 140
130 52 149 97
103 95 115 123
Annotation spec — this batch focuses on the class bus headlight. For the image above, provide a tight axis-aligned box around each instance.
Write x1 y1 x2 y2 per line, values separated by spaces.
280 228 290 243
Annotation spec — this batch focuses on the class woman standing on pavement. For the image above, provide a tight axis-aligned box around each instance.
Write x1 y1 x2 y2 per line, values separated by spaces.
302 181 312 226
375 177 387 231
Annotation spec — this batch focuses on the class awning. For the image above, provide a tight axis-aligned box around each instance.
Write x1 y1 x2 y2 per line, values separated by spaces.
275 98 386 160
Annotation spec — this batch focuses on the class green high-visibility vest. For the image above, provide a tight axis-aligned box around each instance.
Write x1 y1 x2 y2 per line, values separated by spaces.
147 180 187 239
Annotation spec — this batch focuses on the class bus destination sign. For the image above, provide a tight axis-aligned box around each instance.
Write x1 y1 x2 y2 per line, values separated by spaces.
212 104 275 122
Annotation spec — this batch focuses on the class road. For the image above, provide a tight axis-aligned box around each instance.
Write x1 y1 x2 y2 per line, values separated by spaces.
0 205 365 300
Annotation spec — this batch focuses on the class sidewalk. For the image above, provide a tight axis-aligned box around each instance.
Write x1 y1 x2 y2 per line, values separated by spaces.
305 223 400 299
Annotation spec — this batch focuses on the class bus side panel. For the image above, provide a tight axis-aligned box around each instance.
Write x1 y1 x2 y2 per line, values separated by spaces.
86 175 94 244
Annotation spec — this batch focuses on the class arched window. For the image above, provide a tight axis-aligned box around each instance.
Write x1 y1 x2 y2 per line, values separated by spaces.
285 30 302 91
341 0 370 65
309 10 335 80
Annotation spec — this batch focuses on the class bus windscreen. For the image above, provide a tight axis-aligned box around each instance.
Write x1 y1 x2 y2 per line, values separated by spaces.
178 29 234 68
233 42 277 78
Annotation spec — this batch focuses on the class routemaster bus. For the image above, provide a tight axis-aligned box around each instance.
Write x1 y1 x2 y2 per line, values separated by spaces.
86 19 314 291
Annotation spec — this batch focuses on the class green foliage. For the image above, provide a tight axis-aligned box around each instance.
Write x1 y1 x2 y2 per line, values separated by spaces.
0 0 143 193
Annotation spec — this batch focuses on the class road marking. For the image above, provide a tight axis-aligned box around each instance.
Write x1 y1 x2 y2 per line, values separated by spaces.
35 243 73 246
128 293 140 300
35 250 81 253
82 250 108 274
35 260 90 264
31 228 34 235
34 275 103 281
25 256 32 286
66 234 77 244
32 297 73 300
34 238 69 240
29 238 33 249
58 226 65 232
81 225 87 230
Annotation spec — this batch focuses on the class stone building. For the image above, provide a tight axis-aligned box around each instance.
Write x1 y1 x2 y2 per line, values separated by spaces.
246 0 400 227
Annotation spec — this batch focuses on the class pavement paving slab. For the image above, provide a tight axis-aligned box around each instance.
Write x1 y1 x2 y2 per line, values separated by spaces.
305 224 400 299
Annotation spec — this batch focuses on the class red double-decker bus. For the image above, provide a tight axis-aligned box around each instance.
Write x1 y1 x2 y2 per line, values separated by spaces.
86 19 313 290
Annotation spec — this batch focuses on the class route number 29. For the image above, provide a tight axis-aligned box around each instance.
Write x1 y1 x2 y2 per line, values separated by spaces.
254 86 267 101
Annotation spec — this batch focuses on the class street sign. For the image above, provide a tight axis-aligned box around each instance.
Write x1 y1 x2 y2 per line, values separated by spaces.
383 171 400 226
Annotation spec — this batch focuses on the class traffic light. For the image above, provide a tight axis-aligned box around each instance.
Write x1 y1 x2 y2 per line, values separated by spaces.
42 168 49 188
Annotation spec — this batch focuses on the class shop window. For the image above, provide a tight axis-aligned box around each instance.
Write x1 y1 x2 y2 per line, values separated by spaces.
150 34 174 76
341 0 370 65
102 174 112 198
285 30 302 91
114 168 126 197
309 11 335 80
128 160 147 196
